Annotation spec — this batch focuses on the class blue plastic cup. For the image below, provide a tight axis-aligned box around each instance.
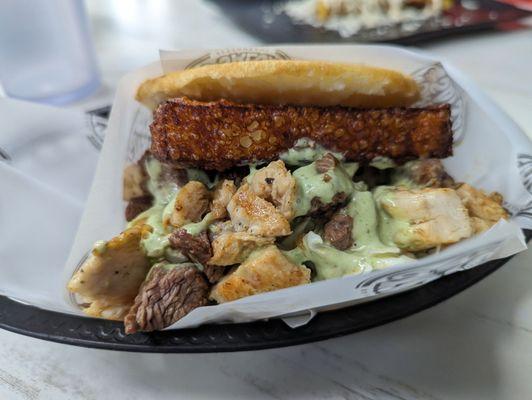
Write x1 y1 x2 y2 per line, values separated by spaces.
0 0 100 105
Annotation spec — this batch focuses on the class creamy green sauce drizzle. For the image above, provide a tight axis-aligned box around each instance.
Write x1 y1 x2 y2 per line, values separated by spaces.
182 212 216 236
292 160 358 217
280 138 345 166
145 158 178 205
373 186 416 249
117 145 426 279
284 191 414 280
370 156 396 170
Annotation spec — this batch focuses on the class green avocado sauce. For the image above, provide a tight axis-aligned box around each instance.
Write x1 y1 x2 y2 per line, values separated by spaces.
283 190 414 280
370 156 396 170
373 186 416 249
292 160 359 217
280 138 345 166
124 145 419 279
181 212 216 236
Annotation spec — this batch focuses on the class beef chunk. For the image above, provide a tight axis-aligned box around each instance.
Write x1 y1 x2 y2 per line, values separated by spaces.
315 153 339 174
323 214 353 250
203 264 226 284
309 192 349 218
169 230 212 265
124 264 209 334
125 195 153 221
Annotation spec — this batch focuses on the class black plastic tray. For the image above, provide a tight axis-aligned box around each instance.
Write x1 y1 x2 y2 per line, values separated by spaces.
208 0 531 45
0 229 529 353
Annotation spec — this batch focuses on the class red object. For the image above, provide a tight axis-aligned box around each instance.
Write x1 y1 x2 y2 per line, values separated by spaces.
496 0 532 11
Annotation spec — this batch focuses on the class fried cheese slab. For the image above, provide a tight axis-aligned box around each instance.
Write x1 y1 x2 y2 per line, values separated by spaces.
150 98 452 171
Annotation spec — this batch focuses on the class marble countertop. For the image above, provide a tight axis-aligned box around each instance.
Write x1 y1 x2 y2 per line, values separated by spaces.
1 1 531 399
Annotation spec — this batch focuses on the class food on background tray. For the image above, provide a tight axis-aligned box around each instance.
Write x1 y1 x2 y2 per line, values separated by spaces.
67 59 508 333
282 0 454 38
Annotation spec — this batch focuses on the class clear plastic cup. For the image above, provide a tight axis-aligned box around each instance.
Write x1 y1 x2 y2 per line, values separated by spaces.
0 0 100 105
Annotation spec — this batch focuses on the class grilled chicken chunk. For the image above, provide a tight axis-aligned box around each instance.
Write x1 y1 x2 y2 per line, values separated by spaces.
210 180 237 220
169 181 210 228
375 187 473 251
248 160 297 220
210 245 311 303
227 184 291 237
209 232 275 266
67 225 152 320
456 183 508 233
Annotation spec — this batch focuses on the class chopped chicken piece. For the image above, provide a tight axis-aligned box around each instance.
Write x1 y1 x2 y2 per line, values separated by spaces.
227 184 291 237
456 183 508 233
209 232 275 266
169 181 210 228
123 163 147 201
67 225 152 320
211 180 237 220
248 160 297 220
376 187 472 252
210 245 311 303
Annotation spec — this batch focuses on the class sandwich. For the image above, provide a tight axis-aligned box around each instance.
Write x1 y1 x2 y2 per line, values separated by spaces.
282 0 454 37
67 60 508 333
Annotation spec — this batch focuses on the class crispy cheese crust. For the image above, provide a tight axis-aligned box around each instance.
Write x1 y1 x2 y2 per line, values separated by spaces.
150 98 452 171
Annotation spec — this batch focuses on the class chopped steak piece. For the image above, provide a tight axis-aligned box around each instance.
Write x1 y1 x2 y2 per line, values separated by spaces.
150 98 453 171
203 264 226 284
323 213 353 250
315 153 339 174
169 230 212 265
125 195 153 221
309 192 349 217
124 264 209 334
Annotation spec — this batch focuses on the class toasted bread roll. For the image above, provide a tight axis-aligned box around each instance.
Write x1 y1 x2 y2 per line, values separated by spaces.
136 60 420 110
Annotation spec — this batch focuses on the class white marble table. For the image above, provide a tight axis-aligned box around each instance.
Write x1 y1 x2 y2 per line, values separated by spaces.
1 1 531 399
